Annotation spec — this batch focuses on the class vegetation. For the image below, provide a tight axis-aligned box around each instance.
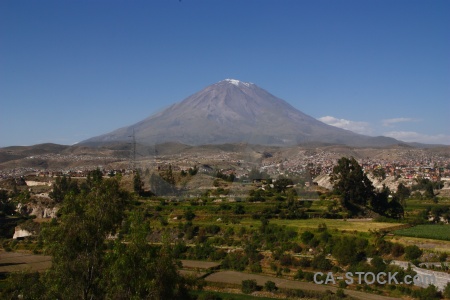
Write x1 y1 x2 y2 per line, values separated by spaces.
2 154 449 300
1 171 190 299
395 224 450 241
330 157 404 218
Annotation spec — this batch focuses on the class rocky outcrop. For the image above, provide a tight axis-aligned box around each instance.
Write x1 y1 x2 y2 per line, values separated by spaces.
17 201 58 219
12 227 32 239
313 174 333 190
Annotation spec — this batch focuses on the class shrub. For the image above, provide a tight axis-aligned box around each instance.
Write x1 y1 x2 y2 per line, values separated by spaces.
264 280 277 292
444 282 450 299
404 245 422 261
250 262 262 273
242 279 258 294
311 254 333 271
280 254 293 266
298 257 311 268
301 231 314 244
294 269 304 280
336 288 345 298
391 243 404 257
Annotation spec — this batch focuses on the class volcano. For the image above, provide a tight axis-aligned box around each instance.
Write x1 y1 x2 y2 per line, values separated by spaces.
81 79 399 147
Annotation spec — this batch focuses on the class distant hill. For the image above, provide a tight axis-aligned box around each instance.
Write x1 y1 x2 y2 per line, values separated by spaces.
80 79 401 147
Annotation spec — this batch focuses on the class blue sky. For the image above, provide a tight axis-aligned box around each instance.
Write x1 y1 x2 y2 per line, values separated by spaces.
1 0 449 147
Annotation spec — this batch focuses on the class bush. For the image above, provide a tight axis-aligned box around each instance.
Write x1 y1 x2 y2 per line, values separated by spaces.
293 269 303 279
412 284 440 300
280 254 293 266
391 243 404 257
444 282 450 299
301 231 314 244
242 279 258 294
336 288 345 298
404 245 422 261
298 257 311 268
264 280 277 292
311 254 333 271
250 262 262 273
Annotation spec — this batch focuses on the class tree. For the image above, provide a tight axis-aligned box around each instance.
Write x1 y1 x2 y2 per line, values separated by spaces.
42 178 128 299
395 183 410 207
371 184 390 214
84 168 103 190
5 175 190 299
372 168 386 180
0 189 15 216
330 157 375 213
274 177 294 194
49 175 79 203
103 212 188 299
133 171 144 196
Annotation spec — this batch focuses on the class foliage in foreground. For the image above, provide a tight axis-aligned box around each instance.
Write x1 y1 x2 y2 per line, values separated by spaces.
1 172 191 300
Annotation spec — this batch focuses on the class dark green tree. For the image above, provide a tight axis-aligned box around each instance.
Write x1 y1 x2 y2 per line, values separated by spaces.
84 168 103 191
103 212 188 299
42 178 128 299
49 175 79 203
395 183 411 207
274 177 294 194
133 171 144 196
371 184 390 214
0 189 15 216
330 157 375 213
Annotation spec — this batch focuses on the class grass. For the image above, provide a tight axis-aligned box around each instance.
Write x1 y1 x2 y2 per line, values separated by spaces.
394 224 450 241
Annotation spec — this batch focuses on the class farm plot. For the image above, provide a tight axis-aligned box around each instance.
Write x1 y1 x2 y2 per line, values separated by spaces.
394 224 450 241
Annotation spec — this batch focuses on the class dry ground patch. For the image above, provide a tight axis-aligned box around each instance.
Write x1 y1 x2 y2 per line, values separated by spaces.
0 251 51 273
240 218 403 233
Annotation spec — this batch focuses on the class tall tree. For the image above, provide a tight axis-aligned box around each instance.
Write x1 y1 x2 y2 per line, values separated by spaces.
330 157 375 212
133 171 144 196
103 211 188 299
42 178 129 299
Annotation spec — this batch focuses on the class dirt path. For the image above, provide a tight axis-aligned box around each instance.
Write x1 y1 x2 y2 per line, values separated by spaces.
205 270 401 300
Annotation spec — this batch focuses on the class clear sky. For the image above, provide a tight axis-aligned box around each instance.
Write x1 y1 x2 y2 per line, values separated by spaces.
1 0 449 147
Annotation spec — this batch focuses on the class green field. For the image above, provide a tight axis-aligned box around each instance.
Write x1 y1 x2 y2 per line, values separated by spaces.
394 224 450 241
